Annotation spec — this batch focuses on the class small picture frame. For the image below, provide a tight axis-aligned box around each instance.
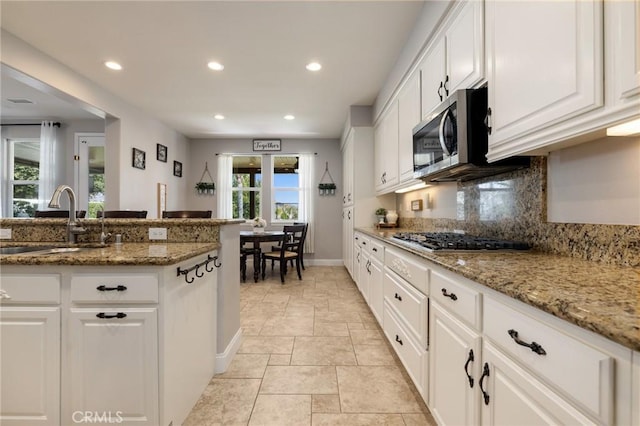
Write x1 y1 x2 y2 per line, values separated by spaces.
156 144 167 162
411 199 423 211
132 148 146 170
173 160 182 177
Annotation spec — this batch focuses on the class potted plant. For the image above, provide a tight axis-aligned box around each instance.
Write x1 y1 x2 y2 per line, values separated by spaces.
318 182 337 195
375 207 387 224
195 182 215 195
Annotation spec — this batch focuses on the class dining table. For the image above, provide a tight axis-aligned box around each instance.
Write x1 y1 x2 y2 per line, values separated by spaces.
240 230 284 282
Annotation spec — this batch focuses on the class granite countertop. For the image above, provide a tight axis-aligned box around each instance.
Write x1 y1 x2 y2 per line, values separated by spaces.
0 242 220 266
357 228 640 352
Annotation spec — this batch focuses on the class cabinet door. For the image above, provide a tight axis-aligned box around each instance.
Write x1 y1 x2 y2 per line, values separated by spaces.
352 238 361 286
68 308 158 426
486 0 602 158
421 37 446 119
368 257 384 325
429 301 481 426
0 307 60 426
481 342 596 426
375 103 399 193
342 131 354 206
359 250 371 302
446 0 484 94
606 0 640 105
398 72 421 183
343 208 353 276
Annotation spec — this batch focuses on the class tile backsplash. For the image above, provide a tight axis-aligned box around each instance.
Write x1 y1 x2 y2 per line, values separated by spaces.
399 158 640 267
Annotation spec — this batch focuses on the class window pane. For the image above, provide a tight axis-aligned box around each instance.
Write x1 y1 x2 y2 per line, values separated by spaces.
232 190 261 219
274 172 299 187
13 184 38 217
274 190 299 220
13 141 41 180
87 146 105 218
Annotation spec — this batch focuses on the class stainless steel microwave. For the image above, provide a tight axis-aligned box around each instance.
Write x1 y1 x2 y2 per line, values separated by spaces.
412 87 528 182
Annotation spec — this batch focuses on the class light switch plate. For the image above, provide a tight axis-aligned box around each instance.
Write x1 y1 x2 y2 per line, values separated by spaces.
0 228 12 239
149 228 167 240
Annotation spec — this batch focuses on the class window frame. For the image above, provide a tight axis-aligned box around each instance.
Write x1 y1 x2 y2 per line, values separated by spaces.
4 137 41 218
231 154 263 221
271 155 302 223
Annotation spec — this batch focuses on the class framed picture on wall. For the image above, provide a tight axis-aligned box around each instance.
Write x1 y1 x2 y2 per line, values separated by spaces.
156 144 168 162
173 160 182 177
132 148 146 170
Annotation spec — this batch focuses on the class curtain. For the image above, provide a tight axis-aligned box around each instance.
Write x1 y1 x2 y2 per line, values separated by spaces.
298 153 315 253
38 121 59 210
217 154 233 218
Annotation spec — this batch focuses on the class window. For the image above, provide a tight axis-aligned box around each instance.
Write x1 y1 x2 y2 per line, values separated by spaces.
232 155 262 219
7 139 40 217
272 155 300 221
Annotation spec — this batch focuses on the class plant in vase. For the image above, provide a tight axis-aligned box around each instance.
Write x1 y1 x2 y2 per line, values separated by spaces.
195 182 215 195
375 208 387 224
252 217 267 233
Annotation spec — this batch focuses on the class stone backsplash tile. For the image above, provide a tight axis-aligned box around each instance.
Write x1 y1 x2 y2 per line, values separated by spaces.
399 158 640 267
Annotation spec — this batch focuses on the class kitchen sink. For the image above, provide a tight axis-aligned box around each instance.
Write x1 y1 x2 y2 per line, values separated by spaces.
0 244 107 255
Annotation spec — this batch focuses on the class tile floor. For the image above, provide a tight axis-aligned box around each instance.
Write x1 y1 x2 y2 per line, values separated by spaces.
183 265 437 426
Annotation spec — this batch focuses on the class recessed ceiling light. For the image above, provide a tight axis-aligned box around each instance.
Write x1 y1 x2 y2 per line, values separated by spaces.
284 115 295 120
214 114 225 120
104 61 122 71
306 62 322 71
207 61 224 71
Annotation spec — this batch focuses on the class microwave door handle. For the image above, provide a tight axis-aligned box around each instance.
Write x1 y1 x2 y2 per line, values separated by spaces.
438 110 451 157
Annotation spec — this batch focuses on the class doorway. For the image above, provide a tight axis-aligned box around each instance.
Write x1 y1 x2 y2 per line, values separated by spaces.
74 133 105 218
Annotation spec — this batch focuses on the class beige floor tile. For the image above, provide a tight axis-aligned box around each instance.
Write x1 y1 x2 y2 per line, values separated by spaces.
312 413 405 425
315 310 362 323
260 366 338 394
336 366 422 413
216 354 269 379
291 336 357 366
268 354 291 366
249 394 311 426
349 328 385 345
353 344 396 365
182 378 261 426
313 322 350 337
347 322 364 331
259 316 314 336
311 395 341 413
402 412 438 426
239 336 294 354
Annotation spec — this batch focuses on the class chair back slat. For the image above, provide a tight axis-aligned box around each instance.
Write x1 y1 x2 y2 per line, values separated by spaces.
97 210 147 218
162 210 212 218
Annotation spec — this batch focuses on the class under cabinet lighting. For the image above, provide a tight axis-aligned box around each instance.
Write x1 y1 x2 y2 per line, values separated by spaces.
606 118 640 136
104 61 122 71
395 182 430 194
207 61 224 71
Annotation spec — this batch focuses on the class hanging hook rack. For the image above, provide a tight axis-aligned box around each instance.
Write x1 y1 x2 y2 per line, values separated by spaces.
318 161 337 196
195 162 216 195
177 254 222 284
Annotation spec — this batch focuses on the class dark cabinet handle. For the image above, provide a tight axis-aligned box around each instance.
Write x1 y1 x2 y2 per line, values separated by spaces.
480 362 490 405
394 293 402 302
508 329 547 355
438 81 444 101
366 260 371 274
444 75 450 96
372 247 378 252
486 107 492 135
441 288 458 301
96 285 127 292
343 196 346 203
395 335 403 345
464 349 475 388
96 312 127 319
348 211 351 220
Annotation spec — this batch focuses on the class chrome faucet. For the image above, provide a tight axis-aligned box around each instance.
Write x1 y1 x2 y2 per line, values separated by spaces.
48 185 87 243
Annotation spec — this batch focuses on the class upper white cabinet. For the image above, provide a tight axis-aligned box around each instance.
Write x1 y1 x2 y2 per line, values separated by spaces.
342 131 355 207
398 71 421 183
374 102 399 192
485 0 608 161
421 0 484 118
605 0 640 107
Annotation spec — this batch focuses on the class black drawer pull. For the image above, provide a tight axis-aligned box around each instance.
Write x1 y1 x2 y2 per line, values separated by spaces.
480 362 490 405
395 335 403 345
508 329 547 355
464 349 474 388
97 285 127 292
441 288 458 301
96 312 127 319
394 293 402 301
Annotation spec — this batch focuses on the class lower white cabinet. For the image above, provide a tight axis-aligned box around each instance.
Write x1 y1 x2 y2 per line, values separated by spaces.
368 254 383 323
429 300 481 426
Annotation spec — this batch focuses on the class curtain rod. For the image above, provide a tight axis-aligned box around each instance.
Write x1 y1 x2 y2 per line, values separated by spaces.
1 122 61 127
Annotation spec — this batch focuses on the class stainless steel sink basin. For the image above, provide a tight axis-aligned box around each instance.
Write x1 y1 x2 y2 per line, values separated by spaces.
0 245 106 255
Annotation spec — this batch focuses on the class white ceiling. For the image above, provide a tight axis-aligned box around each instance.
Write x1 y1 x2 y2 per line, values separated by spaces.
0 1 428 139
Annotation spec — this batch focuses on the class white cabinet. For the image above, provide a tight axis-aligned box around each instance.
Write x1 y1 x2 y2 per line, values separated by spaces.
357 235 371 301
353 234 362 286
342 130 355 207
398 71 421 183
429 301 481 426
420 0 484 118
343 207 353 275
605 0 640 107
485 0 603 161
374 102 399 193
0 275 60 426
367 239 385 324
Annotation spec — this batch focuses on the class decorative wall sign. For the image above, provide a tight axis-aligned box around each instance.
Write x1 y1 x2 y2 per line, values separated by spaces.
173 161 182 177
156 144 167 162
411 199 423 211
253 139 281 151
132 148 146 170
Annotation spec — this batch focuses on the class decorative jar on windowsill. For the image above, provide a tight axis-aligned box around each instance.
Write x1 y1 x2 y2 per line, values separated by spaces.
385 210 398 225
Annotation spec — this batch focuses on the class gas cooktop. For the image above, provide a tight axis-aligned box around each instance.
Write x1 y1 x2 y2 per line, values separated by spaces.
392 232 530 252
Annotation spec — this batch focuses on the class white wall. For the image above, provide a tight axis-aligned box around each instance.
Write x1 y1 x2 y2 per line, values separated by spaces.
188 138 343 263
548 136 640 225
396 182 458 220
1 30 189 216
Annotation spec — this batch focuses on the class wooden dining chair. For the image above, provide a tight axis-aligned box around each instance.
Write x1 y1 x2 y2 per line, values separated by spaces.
269 222 308 270
97 210 147 218
261 224 305 283
162 210 212 218
35 210 87 218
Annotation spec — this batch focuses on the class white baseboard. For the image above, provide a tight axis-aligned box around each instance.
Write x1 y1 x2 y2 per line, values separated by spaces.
215 328 242 373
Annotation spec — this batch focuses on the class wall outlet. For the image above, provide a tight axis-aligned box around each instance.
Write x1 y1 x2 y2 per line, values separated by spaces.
149 227 167 240
0 228 12 239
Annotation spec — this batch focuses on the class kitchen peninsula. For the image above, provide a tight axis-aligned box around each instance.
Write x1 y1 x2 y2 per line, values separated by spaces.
0 218 244 426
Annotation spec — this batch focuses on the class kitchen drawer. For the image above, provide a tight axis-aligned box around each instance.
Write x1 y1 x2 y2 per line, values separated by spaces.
384 247 429 295
0 274 60 304
484 295 613 424
384 270 428 348
358 235 371 251
71 274 158 304
383 301 427 398
369 239 385 263
430 269 480 329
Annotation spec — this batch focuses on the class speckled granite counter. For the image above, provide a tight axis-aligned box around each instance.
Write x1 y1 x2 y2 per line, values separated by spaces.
0 242 220 266
357 227 640 352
